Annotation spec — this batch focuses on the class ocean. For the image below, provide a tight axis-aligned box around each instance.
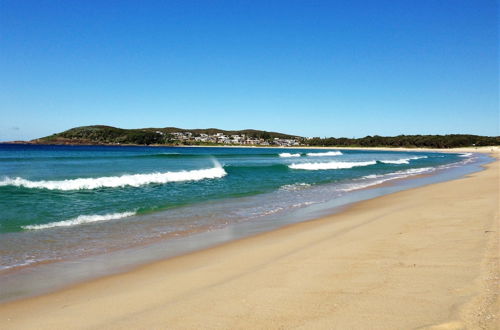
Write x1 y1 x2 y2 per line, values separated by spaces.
0 144 490 300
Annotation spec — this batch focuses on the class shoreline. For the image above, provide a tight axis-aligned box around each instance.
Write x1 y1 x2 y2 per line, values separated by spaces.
0 154 498 328
2 141 498 153
0 162 441 285
0 149 493 303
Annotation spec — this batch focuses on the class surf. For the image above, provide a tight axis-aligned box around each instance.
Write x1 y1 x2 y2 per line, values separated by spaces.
378 155 427 164
279 152 301 158
305 151 343 157
289 160 376 170
23 211 136 230
0 166 227 190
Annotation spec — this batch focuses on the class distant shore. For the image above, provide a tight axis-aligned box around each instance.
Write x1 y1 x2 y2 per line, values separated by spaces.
332 145 500 154
0 150 497 329
2 141 499 154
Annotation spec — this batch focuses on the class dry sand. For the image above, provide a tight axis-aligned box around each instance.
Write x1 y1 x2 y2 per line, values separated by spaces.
0 150 498 329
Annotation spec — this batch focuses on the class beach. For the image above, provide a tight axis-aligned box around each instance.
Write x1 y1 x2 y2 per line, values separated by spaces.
2 0 498 327
0 149 498 329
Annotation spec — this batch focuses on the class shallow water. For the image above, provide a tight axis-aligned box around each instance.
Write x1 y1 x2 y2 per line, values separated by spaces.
0 144 491 302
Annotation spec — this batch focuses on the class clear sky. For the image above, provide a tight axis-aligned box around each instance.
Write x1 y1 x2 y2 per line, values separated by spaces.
0 0 498 140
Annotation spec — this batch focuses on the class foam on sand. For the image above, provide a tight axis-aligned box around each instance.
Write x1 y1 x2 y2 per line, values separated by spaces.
23 211 136 230
0 166 227 190
279 153 301 158
289 160 376 170
306 151 343 157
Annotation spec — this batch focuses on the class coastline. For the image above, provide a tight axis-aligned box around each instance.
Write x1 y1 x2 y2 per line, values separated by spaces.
2 141 498 154
0 153 498 329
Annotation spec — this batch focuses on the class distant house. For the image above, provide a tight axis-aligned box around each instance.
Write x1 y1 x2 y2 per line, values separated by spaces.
165 130 302 146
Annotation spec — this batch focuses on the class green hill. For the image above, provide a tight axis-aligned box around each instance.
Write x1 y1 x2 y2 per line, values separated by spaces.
33 125 301 145
31 125 499 148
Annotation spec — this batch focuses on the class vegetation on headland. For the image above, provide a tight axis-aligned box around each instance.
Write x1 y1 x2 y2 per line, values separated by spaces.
307 134 500 148
33 125 302 146
28 125 500 148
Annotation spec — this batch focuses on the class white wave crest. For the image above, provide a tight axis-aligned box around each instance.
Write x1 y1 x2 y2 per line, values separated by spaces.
306 151 343 157
22 211 136 230
362 167 434 180
459 153 472 157
379 156 428 165
339 167 435 192
398 167 434 175
279 183 312 191
0 166 227 190
358 167 434 185
279 153 301 158
363 174 381 179
289 160 376 170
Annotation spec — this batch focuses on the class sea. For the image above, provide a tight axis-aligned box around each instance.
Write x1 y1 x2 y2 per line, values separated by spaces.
0 143 492 301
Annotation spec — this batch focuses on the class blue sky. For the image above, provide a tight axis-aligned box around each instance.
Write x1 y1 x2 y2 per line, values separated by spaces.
0 0 498 140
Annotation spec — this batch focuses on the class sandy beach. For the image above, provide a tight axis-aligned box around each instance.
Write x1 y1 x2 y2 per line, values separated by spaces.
3 0 497 327
0 150 498 329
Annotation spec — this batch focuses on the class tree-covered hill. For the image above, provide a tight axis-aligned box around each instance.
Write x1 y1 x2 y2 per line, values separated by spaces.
30 125 499 148
307 134 500 148
33 125 300 145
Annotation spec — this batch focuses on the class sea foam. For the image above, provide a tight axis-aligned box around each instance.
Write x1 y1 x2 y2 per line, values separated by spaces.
339 167 435 192
279 182 312 191
22 211 136 230
362 167 434 180
289 160 376 170
379 156 427 165
306 151 343 157
279 153 301 158
0 166 227 190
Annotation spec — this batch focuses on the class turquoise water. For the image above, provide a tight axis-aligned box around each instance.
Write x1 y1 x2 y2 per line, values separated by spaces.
0 144 477 271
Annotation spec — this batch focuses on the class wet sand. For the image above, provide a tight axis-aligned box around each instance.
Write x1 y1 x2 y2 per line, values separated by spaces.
0 151 498 329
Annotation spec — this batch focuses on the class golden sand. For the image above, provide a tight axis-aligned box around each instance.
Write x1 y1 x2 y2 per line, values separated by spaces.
1 149 498 329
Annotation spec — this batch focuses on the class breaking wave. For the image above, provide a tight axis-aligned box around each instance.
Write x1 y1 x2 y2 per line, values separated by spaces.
289 160 376 170
363 167 434 180
22 211 136 230
279 153 301 158
459 153 473 157
306 151 343 157
0 166 227 191
379 156 428 165
279 183 312 191
339 167 434 192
